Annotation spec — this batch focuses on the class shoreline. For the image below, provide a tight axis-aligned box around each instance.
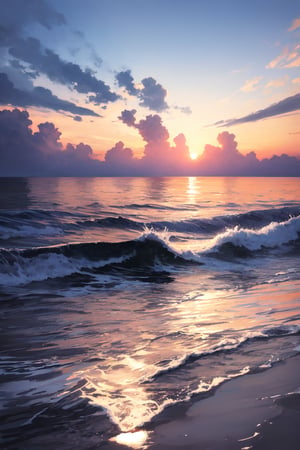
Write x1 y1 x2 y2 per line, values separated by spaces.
104 354 300 450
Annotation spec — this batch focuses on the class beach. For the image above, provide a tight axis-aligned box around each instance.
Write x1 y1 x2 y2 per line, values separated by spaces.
102 356 300 450
143 354 300 450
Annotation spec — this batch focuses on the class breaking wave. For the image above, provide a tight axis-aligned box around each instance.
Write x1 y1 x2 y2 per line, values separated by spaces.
0 214 299 286
204 214 300 255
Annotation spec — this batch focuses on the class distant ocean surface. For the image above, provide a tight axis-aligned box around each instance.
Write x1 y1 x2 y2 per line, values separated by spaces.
1 176 300 448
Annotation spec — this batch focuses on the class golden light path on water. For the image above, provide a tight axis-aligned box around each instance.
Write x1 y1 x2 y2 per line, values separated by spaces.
67 286 258 442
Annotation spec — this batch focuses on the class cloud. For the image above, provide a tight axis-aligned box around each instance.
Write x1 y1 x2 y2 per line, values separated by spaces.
197 131 300 176
118 109 137 127
292 77 300 84
174 105 192 115
266 47 289 69
0 72 100 116
266 44 300 69
139 77 168 112
240 77 262 92
0 108 103 176
0 0 119 116
288 17 300 31
265 76 288 89
115 71 169 112
136 114 169 143
116 70 138 96
0 0 65 44
7 37 119 104
214 93 300 127
118 109 191 173
105 141 134 164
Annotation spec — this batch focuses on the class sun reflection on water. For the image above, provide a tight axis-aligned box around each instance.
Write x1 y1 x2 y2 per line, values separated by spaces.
110 430 149 449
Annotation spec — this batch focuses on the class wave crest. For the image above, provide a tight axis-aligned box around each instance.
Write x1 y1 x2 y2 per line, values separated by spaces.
205 215 300 255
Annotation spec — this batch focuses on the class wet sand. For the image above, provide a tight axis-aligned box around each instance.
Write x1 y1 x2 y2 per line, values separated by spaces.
105 354 300 450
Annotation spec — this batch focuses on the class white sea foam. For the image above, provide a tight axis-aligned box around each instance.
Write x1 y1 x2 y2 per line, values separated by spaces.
205 215 300 252
0 252 133 286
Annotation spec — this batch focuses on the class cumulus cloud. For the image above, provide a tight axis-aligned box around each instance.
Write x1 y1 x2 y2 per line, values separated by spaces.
139 77 168 112
105 141 134 164
213 93 300 127
0 72 100 116
118 109 192 174
115 71 169 112
137 114 169 143
0 108 102 176
197 131 300 176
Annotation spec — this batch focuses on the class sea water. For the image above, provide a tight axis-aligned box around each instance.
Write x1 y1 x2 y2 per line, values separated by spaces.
0 176 299 448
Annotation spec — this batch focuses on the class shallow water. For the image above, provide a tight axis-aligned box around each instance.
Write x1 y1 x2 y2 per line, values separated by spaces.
0 176 300 448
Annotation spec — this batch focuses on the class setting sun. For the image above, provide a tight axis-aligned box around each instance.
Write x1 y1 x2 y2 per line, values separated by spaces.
189 152 198 160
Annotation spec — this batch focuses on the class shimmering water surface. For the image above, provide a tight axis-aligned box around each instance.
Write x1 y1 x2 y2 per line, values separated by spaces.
0 176 300 448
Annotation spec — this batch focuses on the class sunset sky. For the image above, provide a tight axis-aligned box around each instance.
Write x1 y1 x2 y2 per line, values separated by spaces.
0 0 300 176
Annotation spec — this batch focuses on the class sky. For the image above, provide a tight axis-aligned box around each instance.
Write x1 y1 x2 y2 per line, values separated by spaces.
0 0 300 176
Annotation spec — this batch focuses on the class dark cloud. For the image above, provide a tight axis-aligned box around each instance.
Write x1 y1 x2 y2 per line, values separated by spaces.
0 108 103 176
7 37 119 104
118 109 137 127
73 115 82 122
137 114 169 143
139 77 168 112
104 141 138 175
0 72 100 117
115 71 169 112
0 0 65 44
116 70 138 96
119 109 169 143
215 93 300 127
0 0 119 115
105 141 134 164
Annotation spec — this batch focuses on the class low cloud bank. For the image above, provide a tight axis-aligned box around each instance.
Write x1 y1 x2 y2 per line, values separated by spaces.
0 108 299 176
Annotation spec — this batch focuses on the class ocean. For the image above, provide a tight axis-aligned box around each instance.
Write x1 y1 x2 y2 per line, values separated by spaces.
0 176 300 449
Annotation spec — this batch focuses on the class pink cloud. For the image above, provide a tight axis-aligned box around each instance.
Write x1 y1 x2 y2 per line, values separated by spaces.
267 45 300 69
240 77 263 92
265 76 288 89
288 17 300 31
